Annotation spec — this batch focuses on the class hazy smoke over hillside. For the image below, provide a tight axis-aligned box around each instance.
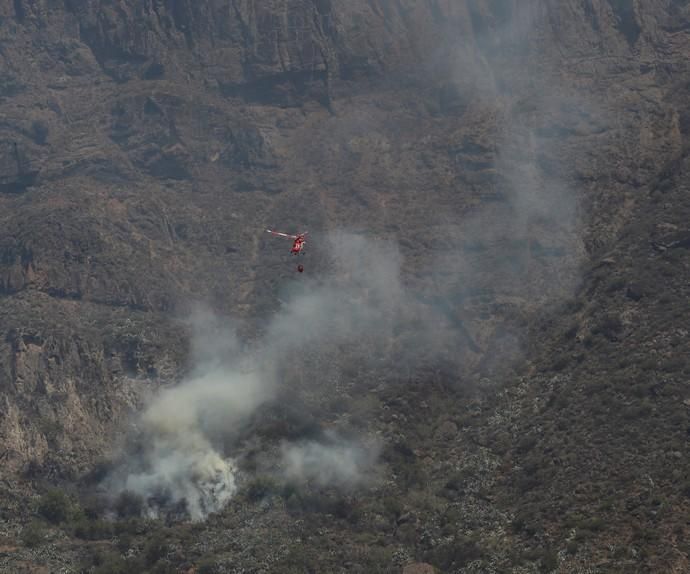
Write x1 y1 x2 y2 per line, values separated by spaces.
428 1 584 310
108 4 589 521
281 432 381 488
113 128 586 520
110 312 268 520
109 233 447 519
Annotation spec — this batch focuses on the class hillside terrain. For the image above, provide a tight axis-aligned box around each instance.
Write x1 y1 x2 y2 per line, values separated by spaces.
0 1 688 573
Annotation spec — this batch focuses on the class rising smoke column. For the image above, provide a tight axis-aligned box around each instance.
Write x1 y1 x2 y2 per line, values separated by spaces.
121 369 265 520
109 233 430 519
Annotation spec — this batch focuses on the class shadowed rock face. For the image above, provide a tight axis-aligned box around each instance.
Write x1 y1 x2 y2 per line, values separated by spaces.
0 1 689 571
0 142 37 193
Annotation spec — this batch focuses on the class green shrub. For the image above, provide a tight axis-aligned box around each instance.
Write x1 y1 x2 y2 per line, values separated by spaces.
382 496 403 521
540 548 559 572
284 491 304 514
117 532 133 554
21 521 45 548
40 419 62 446
400 464 426 487
38 488 72 524
661 357 685 373
622 401 653 420
332 497 361 524
92 551 131 574
274 544 320 572
511 511 537 535
517 435 537 454
682 481 690 498
592 314 623 340
563 323 579 340
80 493 109 520
143 532 168 566
148 561 175 574
640 358 657 371
581 517 604 532
426 534 483 570
114 516 145 536
359 546 396 573
551 356 569 372
73 517 113 540
630 382 651 398
605 277 626 293
632 525 660 545
197 558 218 574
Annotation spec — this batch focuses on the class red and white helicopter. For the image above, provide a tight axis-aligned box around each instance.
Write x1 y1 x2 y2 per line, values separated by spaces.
266 229 308 272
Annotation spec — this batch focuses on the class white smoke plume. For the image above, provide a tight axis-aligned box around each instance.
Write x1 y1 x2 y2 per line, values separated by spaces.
109 233 435 520
110 309 270 521
121 368 266 520
280 432 381 488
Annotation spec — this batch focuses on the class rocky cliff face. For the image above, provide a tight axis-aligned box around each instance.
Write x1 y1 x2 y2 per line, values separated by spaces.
0 1 688 572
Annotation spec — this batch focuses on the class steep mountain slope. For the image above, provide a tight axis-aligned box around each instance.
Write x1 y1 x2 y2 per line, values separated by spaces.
494 140 690 573
0 1 688 572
